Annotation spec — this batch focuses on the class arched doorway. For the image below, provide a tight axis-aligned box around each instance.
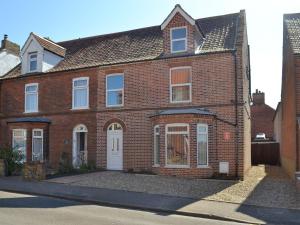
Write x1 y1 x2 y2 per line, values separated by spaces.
107 123 123 170
72 124 88 168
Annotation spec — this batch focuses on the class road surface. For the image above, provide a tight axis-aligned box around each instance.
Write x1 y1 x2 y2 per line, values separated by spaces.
0 191 247 225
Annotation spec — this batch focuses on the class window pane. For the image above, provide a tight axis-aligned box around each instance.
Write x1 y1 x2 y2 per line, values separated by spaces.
74 88 87 108
172 40 186 52
167 133 189 165
32 137 43 161
26 93 37 111
74 79 87 87
12 130 26 162
154 134 160 164
107 75 124 90
167 126 188 132
198 134 208 165
172 85 190 102
30 60 37 71
26 85 37 92
33 130 42 137
172 28 186 39
171 69 190 84
107 90 123 106
30 54 37 59
198 126 207 133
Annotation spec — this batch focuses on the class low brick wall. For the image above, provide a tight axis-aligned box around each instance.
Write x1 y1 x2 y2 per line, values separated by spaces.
0 159 6 177
23 162 46 181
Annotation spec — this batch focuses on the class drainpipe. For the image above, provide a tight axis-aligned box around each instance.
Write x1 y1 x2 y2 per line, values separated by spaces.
232 50 239 178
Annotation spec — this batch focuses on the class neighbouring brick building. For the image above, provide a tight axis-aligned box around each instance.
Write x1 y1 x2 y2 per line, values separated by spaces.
251 89 275 140
0 5 251 178
280 13 300 180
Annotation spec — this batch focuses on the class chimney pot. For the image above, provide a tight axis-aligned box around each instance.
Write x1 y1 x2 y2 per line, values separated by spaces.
4 34 8 40
252 90 265 105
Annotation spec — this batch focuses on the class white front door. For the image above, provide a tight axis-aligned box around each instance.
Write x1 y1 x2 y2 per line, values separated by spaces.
107 130 123 170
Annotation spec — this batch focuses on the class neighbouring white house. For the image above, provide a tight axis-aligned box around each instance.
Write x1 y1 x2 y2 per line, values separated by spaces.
0 34 20 76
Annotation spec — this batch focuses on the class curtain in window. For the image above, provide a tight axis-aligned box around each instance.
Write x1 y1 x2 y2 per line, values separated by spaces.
32 137 43 161
74 88 87 108
171 68 190 84
26 93 37 112
167 133 189 165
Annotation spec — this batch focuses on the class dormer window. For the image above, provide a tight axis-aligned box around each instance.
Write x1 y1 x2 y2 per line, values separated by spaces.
171 27 187 53
29 52 37 72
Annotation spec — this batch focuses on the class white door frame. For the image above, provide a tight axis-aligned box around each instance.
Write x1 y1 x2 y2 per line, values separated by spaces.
107 123 123 170
72 124 88 168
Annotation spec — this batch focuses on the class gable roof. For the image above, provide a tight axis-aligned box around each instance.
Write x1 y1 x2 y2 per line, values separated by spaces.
31 33 66 57
161 4 195 30
284 13 300 54
3 11 241 79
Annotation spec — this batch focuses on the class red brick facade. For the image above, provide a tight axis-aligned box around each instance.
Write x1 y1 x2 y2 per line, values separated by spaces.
281 14 300 178
0 7 251 178
251 90 275 140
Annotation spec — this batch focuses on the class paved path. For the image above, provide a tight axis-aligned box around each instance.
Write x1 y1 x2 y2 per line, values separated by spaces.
0 191 245 225
0 177 299 225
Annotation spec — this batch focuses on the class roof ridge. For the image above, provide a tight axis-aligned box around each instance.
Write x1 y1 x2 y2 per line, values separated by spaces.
57 25 161 44
196 11 239 21
31 32 66 50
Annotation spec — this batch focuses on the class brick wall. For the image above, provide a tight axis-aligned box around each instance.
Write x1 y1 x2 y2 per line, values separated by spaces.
0 12 250 178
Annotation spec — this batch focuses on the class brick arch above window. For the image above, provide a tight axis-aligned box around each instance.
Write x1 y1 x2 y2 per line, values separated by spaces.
103 118 127 132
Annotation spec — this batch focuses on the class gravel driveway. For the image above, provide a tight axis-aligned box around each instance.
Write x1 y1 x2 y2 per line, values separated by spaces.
47 165 299 209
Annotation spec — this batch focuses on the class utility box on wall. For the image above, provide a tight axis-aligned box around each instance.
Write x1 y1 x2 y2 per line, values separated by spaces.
219 162 229 174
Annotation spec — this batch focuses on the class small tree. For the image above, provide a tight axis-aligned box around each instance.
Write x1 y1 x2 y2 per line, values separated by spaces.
0 147 24 176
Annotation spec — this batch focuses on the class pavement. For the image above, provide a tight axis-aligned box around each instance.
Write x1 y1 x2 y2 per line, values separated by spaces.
0 191 246 225
0 176 299 225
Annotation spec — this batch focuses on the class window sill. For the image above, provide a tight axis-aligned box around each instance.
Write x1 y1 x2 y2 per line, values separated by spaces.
106 105 124 108
197 165 210 169
152 164 160 168
24 111 39 114
170 100 192 104
71 107 90 111
165 165 190 169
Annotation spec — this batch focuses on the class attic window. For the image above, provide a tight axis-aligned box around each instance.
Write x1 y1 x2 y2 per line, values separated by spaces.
171 27 187 53
29 52 37 72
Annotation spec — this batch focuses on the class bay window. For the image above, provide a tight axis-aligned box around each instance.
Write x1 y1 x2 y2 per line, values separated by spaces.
166 124 189 166
12 129 27 162
72 77 89 109
153 125 160 166
197 124 208 166
170 67 191 103
32 129 43 161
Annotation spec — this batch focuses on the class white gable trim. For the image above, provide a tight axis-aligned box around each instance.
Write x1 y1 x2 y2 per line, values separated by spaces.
20 34 43 57
161 5 195 30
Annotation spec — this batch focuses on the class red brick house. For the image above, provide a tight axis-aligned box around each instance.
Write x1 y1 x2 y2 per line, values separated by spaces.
280 13 300 179
251 90 275 140
0 5 251 178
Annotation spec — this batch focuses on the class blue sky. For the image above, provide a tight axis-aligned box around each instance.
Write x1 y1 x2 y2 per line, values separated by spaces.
1 0 300 108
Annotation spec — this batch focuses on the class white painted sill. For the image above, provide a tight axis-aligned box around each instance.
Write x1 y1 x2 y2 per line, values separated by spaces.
165 165 190 169
197 165 211 169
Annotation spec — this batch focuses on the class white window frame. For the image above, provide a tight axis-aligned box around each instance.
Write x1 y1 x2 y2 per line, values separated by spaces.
24 83 39 113
28 52 38 73
169 66 192 103
106 73 124 107
170 26 187 53
153 125 160 167
197 123 209 168
165 123 190 168
32 129 43 162
12 129 27 162
72 77 89 110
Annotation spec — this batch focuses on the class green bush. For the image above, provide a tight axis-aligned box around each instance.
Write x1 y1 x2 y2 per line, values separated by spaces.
0 147 24 176
58 151 74 174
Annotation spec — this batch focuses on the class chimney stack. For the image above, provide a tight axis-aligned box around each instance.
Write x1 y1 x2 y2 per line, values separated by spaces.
1 34 20 56
252 89 265 105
